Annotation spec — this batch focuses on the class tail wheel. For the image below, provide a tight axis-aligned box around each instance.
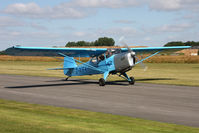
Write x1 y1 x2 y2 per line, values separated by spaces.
65 76 70 81
99 78 106 86
129 77 135 85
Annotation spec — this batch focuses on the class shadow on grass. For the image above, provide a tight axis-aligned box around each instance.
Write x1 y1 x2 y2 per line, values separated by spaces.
5 78 175 89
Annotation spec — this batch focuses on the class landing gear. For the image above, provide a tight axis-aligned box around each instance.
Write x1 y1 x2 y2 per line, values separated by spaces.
129 77 135 85
118 73 135 85
99 78 106 86
65 76 70 81
99 71 109 86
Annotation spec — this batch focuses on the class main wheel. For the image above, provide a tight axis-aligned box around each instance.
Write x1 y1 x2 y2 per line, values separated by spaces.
99 78 106 86
129 77 135 85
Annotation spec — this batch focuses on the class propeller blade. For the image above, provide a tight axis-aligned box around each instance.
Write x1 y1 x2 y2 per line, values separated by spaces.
119 36 126 46
135 56 148 71
119 36 132 52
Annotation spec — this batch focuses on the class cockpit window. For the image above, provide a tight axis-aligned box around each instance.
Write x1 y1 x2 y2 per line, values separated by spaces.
106 48 121 58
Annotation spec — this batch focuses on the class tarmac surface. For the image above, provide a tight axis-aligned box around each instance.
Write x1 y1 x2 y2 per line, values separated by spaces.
0 74 199 127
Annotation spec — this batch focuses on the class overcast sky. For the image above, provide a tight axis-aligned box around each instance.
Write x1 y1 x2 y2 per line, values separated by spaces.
0 0 199 50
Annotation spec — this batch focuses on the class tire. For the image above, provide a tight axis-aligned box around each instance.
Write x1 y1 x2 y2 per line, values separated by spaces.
99 78 106 86
129 77 135 85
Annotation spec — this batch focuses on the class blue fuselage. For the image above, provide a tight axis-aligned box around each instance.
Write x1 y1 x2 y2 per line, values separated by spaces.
64 55 116 76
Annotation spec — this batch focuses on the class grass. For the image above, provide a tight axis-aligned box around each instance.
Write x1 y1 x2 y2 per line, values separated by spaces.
0 55 89 62
0 99 199 133
0 61 199 86
1 55 199 63
143 55 199 63
0 55 63 62
128 63 199 86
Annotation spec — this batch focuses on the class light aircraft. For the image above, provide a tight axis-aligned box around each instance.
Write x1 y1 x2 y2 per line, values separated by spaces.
6 45 190 86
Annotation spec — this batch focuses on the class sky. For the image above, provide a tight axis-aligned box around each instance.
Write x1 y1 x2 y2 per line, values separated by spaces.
0 0 199 50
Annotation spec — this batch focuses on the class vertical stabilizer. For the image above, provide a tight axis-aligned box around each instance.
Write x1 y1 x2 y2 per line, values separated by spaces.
63 56 77 76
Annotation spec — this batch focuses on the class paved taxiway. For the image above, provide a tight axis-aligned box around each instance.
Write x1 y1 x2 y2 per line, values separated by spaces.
0 74 199 127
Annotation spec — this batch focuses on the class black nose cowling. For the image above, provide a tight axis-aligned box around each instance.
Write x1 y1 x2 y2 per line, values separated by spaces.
114 52 135 73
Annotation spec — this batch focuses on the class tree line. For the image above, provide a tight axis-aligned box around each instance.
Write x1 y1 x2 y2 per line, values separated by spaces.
65 37 115 47
66 37 199 47
164 41 199 47
0 51 5 55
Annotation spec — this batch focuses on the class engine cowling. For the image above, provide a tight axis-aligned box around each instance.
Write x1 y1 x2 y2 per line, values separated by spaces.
114 52 135 73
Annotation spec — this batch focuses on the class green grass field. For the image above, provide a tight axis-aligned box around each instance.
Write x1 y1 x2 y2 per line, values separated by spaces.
0 99 199 133
0 61 199 86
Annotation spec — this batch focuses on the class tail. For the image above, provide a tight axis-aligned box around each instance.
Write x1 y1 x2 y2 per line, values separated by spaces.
63 56 77 76
48 56 77 77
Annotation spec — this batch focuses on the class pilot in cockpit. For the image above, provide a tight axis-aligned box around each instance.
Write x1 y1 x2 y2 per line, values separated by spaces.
98 54 105 61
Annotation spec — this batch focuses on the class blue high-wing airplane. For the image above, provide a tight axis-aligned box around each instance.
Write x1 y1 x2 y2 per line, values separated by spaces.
6 45 191 86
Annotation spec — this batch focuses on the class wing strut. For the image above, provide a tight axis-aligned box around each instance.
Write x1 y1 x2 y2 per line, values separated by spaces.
135 51 161 65
58 53 104 73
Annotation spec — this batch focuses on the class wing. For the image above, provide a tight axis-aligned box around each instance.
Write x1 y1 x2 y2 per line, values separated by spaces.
5 46 107 57
5 46 191 57
121 46 191 53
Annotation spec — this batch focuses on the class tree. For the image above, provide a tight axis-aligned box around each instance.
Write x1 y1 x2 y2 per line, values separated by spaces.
65 37 115 47
66 42 77 47
184 41 199 46
94 37 115 46
164 41 199 47
0 51 6 55
164 41 185 47
185 41 194 46
76 41 90 46
66 41 92 47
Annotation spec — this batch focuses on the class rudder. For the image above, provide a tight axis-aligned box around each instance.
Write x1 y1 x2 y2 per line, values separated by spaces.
63 56 77 76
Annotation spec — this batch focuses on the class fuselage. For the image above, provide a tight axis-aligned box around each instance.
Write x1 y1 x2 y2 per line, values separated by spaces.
64 52 136 77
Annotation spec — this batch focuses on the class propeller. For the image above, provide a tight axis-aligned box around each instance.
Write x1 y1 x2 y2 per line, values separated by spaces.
119 36 148 71
119 36 135 57
135 56 148 71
